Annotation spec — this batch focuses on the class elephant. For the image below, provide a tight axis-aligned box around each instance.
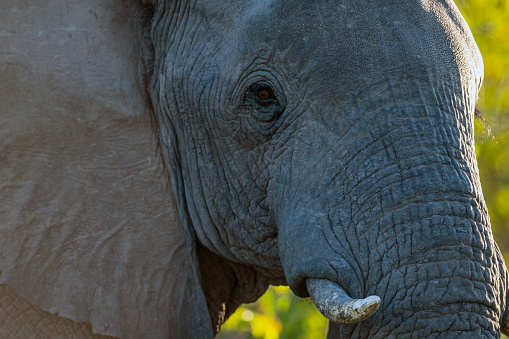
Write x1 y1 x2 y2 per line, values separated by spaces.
1 0 508 338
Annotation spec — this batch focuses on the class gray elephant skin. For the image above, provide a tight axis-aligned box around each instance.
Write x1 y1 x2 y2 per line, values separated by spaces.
0 0 508 338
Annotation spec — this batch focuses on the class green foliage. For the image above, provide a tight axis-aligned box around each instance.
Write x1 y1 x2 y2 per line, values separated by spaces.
218 286 327 339
458 0 509 258
219 2 509 338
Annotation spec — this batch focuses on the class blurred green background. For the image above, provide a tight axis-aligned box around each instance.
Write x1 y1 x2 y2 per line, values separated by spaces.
218 1 509 338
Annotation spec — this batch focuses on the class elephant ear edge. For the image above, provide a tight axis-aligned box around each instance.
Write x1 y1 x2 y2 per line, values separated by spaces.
0 1 212 338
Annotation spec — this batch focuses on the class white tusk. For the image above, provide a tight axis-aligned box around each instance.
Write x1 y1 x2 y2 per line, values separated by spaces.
306 278 381 324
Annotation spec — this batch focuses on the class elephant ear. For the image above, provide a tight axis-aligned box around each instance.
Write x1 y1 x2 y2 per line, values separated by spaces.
0 1 211 338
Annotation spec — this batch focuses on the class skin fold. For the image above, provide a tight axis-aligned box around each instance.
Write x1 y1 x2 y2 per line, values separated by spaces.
1 0 508 338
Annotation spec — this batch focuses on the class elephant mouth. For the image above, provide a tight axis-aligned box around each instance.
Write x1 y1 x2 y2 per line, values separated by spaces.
306 278 381 324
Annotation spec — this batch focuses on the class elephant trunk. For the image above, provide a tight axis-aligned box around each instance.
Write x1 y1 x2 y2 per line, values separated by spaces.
280 192 506 336
271 72 508 336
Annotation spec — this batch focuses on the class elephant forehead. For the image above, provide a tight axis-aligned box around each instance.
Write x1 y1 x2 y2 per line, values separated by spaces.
231 0 481 96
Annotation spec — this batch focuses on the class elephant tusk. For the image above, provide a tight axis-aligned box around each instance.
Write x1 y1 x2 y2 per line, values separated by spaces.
306 278 381 324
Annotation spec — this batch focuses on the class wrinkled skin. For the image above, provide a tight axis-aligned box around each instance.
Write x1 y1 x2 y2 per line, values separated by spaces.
142 0 509 337
1 0 508 338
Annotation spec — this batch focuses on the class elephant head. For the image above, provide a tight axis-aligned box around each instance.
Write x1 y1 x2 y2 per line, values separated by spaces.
1 0 508 338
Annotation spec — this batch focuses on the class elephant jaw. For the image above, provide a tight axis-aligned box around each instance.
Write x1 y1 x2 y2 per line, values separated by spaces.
306 278 381 324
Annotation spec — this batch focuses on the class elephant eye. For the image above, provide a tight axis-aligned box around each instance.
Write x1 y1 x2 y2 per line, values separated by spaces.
249 83 278 107
243 82 285 127
257 89 270 100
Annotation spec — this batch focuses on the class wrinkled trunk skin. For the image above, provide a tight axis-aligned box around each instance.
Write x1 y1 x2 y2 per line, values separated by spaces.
273 66 508 337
